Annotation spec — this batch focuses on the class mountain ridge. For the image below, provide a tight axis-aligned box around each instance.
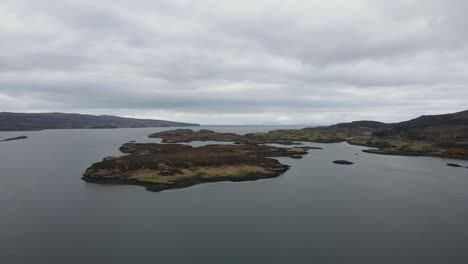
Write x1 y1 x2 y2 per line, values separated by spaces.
0 112 199 131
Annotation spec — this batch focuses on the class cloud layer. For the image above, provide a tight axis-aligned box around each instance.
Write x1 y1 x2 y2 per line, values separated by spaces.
1 0 467 124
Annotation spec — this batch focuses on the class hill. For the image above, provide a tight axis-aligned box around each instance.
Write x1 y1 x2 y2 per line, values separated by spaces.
329 120 390 130
397 110 468 129
0 112 199 131
341 110 468 159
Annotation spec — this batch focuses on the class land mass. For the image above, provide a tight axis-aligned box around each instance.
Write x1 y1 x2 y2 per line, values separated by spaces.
149 110 468 160
82 143 308 192
149 129 334 144
82 109 468 192
346 110 468 159
150 129 242 143
0 112 199 131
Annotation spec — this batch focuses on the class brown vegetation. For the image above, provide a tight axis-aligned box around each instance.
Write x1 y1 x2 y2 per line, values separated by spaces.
83 143 308 192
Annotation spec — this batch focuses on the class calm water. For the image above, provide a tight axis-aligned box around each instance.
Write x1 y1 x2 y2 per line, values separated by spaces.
1 126 468 264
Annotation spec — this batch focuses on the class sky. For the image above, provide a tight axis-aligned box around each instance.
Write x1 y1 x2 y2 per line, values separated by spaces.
1 0 467 125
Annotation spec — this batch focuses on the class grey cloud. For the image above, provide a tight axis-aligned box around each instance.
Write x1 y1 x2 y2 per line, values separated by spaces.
0 0 467 124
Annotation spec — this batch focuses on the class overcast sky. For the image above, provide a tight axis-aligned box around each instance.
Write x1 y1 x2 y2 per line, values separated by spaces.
1 0 467 125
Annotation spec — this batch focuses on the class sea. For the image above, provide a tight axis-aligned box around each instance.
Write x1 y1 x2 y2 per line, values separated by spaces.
1 126 468 264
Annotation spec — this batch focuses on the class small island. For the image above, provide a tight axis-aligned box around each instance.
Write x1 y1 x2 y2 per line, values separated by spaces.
333 160 354 165
447 163 463 168
1 136 27 142
83 143 309 192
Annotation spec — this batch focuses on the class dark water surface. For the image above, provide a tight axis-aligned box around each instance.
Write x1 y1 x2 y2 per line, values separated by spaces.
1 127 468 264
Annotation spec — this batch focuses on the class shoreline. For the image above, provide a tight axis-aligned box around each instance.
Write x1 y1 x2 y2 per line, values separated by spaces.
82 167 289 192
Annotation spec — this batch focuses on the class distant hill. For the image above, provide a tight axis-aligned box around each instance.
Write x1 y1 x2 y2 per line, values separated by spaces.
315 110 468 135
394 110 468 130
372 110 468 137
329 120 390 130
0 112 199 131
316 109 468 158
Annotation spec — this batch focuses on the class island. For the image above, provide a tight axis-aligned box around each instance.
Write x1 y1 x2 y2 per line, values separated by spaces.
1 136 28 142
150 129 241 143
82 143 309 192
447 163 463 168
333 160 354 165
149 128 338 145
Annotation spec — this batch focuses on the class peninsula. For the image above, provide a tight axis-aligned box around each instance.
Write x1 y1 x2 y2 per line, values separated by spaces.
0 112 199 131
149 110 468 160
